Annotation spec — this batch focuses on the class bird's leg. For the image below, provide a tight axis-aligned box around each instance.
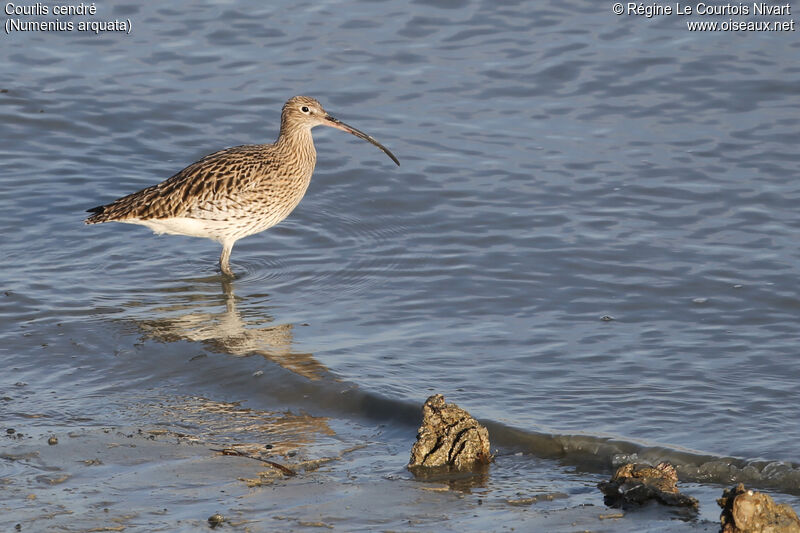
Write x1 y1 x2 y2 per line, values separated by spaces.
219 241 235 277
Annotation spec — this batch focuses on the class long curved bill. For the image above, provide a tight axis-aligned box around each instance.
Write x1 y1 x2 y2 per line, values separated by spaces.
323 114 400 166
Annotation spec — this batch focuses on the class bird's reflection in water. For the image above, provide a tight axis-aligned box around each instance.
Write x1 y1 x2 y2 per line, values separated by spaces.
140 394 335 459
136 276 329 380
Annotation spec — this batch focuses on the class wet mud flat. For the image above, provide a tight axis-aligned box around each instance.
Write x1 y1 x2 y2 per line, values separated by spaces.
1 395 724 532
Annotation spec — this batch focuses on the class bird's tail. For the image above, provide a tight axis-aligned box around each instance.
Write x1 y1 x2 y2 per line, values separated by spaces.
85 204 110 224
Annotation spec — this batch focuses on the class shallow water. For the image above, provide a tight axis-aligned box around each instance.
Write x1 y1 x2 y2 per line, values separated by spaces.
2 0 800 526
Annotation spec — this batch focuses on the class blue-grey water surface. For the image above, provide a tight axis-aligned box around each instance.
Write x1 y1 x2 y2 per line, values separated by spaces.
2 0 800 525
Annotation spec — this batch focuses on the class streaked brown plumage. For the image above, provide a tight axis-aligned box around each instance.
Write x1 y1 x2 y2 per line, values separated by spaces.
86 96 399 276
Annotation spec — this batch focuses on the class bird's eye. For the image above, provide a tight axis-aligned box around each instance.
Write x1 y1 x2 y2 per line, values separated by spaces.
301 106 310 113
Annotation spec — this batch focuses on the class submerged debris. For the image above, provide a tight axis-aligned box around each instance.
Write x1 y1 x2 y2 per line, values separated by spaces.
598 462 698 510
718 483 800 533
408 394 492 470
211 447 296 476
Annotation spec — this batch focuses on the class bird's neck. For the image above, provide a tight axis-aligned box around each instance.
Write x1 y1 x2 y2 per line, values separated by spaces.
275 122 317 169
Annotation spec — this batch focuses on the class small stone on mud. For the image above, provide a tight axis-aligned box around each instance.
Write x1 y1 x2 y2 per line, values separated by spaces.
48 436 58 445
598 462 698 510
208 513 225 528
718 483 800 533
408 394 492 470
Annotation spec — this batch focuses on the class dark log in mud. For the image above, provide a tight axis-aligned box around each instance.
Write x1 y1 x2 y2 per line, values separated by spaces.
598 462 698 510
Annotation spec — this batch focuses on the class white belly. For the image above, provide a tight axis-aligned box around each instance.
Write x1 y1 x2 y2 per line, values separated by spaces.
123 217 239 243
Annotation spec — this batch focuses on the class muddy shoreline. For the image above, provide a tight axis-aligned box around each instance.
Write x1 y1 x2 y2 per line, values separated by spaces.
2 393 728 532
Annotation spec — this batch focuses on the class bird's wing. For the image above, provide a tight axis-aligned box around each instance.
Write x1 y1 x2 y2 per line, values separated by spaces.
86 145 277 223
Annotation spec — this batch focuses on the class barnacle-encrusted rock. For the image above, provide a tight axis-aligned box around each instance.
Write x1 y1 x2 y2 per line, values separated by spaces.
598 462 698 509
718 483 800 533
408 394 492 470
208 513 225 528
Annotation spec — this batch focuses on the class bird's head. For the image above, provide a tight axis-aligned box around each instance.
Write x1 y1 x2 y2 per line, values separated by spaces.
281 96 399 165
